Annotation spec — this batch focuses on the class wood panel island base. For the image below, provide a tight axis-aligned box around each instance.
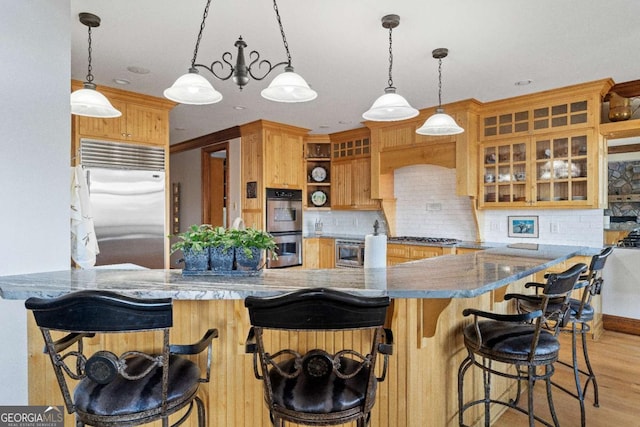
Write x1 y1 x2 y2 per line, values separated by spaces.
0 244 596 427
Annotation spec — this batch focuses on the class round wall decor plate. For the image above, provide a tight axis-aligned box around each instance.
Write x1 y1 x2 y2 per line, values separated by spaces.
311 190 327 206
311 166 327 182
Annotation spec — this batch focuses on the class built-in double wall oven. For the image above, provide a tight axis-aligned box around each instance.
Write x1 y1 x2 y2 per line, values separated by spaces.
265 188 303 268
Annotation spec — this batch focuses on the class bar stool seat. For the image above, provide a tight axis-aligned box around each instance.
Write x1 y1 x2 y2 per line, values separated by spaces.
458 263 587 427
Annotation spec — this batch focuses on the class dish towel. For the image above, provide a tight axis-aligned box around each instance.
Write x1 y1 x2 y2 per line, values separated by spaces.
70 165 99 268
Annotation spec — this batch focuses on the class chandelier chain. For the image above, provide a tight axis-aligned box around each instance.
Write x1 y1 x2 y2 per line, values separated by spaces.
273 0 292 65
437 57 443 107
387 26 394 88
191 0 212 68
86 26 94 83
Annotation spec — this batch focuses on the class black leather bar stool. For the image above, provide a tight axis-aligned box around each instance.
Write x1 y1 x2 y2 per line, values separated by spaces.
458 263 587 427
25 290 218 427
507 246 612 427
244 288 393 427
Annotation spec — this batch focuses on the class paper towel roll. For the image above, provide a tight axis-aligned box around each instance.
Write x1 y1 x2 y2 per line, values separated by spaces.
364 234 387 269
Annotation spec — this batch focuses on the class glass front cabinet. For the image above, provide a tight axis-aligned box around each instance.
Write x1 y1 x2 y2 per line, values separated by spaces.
479 129 597 208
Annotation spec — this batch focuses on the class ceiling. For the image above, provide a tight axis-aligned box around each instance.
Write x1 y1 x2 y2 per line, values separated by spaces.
70 0 640 145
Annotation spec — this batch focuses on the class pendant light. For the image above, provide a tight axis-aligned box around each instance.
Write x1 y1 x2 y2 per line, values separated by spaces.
164 0 316 105
70 13 121 118
416 48 463 135
362 14 418 122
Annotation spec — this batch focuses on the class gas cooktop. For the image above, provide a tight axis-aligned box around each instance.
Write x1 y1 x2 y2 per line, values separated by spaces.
388 236 460 245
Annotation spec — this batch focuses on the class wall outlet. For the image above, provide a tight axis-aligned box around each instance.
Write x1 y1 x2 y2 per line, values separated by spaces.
426 203 442 211
490 220 499 231
550 222 560 233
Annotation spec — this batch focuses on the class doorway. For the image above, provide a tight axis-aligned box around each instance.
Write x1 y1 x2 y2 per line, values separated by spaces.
202 143 228 227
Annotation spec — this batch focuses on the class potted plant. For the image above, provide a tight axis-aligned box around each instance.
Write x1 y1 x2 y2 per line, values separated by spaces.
231 227 278 271
207 226 235 271
170 224 212 271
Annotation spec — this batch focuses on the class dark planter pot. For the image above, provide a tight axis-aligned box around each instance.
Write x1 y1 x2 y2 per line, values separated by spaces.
235 247 262 271
182 247 209 271
209 246 234 271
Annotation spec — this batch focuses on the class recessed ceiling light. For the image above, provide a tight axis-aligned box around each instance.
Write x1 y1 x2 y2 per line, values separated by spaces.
127 66 150 75
319 125 331 129
515 79 533 86
338 120 352 125
233 106 246 110
113 78 130 85
174 127 186 131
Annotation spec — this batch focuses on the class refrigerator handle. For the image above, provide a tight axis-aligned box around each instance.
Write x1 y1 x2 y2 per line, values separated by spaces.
85 169 91 195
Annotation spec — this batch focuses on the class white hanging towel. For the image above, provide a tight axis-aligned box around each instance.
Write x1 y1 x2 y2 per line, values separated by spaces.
231 217 246 230
70 165 99 268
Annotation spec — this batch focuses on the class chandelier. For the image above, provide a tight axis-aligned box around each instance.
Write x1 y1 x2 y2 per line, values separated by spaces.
164 0 317 105
70 13 121 118
416 48 464 135
362 14 418 122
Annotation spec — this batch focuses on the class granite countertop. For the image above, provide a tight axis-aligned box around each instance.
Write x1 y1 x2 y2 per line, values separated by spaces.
0 244 595 301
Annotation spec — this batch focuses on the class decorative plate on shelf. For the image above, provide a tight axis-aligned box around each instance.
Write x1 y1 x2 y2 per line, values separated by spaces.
311 190 327 207
311 166 327 182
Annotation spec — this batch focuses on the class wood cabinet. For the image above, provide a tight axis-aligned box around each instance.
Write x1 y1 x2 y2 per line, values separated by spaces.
71 80 174 149
386 243 453 266
304 135 331 209
479 129 598 208
455 247 482 255
478 79 611 209
604 230 627 246
330 128 380 210
263 125 305 189
303 237 335 269
240 120 308 229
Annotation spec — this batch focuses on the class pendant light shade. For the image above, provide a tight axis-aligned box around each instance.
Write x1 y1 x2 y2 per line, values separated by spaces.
416 108 463 135
71 83 122 118
416 48 464 136
71 13 121 118
164 68 223 105
363 87 418 121
261 66 318 102
363 15 418 122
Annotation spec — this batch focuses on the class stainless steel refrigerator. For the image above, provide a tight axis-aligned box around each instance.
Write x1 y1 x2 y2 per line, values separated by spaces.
81 139 166 269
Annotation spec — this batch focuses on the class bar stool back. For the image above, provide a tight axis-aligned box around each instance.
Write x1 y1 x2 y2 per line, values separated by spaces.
458 263 587 427
244 288 393 427
25 290 217 427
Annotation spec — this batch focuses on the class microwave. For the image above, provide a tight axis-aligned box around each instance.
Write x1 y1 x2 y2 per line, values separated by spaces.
335 240 365 268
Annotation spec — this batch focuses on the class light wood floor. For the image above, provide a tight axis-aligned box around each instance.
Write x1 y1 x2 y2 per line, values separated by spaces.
493 330 640 426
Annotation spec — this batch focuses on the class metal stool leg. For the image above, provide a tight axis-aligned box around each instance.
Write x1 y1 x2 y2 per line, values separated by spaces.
580 321 599 407
544 364 561 427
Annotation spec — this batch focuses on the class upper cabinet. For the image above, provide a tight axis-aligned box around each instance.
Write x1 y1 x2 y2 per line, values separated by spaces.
478 79 612 209
479 130 595 207
330 128 380 210
263 124 306 189
71 80 175 150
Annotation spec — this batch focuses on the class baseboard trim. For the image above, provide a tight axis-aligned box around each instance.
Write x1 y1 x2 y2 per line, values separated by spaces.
603 314 640 336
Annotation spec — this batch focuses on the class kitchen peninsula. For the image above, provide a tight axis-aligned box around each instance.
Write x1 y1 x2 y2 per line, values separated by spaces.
0 244 594 427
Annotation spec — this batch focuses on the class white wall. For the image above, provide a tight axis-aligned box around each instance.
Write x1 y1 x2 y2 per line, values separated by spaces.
0 1 71 404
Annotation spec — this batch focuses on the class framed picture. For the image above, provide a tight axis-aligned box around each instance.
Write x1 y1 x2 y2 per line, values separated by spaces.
508 216 539 238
